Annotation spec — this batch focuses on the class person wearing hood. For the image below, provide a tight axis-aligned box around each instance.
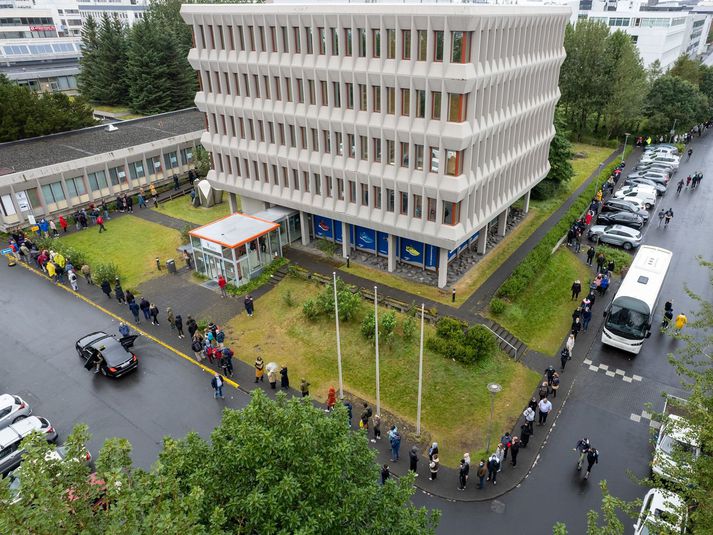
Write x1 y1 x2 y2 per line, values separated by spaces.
167 307 175 331
429 454 440 481
388 426 401 462
125 289 135 305
254 356 265 382
114 279 125 304
280 365 289 389
428 442 439 461
409 446 419 476
187 316 198 338
129 300 140 323
101 279 111 299
139 298 150 321
174 314 184 338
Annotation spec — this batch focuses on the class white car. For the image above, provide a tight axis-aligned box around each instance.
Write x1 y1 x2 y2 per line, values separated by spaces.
0 394 32 431
641 155 680 172
652 414 701 484
634 489 687 535
614 185 657 209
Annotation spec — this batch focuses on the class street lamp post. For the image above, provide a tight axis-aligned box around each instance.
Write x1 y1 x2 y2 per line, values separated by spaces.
621 132 631 163
485 383 502 454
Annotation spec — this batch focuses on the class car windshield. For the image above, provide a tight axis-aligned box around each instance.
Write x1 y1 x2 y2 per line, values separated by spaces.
659 434 696 457
605 303 649 339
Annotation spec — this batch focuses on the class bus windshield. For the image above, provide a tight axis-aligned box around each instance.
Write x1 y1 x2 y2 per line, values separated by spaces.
605 304 649 339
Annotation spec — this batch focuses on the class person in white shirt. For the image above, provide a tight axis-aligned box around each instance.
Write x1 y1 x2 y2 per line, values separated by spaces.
523 406 535 433
538 397 553 425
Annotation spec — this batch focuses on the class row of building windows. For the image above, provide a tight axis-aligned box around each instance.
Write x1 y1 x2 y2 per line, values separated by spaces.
37 149 192 205
208 114 463 176
213 153 462 225
586 15 688 28
201 72 468 122
196 23 472 64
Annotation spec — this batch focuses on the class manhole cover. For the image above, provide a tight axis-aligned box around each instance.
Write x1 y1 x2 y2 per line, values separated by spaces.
490 499 506 514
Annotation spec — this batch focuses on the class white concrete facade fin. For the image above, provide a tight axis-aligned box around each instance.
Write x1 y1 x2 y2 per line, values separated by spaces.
181 4 568 252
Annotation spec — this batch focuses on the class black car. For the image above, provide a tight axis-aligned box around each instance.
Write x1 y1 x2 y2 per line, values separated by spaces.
75 332 138 378
601 199 649 222
596 211 644 229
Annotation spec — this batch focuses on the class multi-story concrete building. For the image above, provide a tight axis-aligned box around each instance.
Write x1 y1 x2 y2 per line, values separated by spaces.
78 0 148 28
0 109 203 231
182 4 569 287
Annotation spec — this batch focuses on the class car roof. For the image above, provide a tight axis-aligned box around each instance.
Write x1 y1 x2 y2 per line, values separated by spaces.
0 394 15 408
664 415 700 446
645 488 686 512
91 336 130 366
0 416 44 447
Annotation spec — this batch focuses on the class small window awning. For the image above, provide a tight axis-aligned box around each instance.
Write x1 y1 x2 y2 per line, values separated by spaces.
189 213 279 249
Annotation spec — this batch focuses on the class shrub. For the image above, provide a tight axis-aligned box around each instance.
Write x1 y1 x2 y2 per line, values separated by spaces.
302 299 320 321
402 316 416 341
361 313 376 339
489 298 507 315
594 245 632 275
381 311 396 344
282 289 295 307
435 317 467 340
93 262 120 285
315 238 338 257
180 224 192 244
302 277 361 322
427 318 497 365
464 325 497 361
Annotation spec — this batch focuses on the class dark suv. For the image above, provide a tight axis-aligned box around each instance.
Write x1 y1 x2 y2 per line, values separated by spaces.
601 199 649 222
75 332 138 378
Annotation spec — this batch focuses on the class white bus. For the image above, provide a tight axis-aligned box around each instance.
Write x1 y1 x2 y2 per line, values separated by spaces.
602 245 673 354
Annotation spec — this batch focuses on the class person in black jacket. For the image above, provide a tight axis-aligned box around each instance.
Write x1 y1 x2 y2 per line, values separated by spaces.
571 279 582 300
409 446 419 475
280 365 289 389
174 314 184 338
125 290 135 305
101 280 111 299
458 458 470 490
139 298 151 321
149 303 159 325
187 315 198 338
114 279 125 304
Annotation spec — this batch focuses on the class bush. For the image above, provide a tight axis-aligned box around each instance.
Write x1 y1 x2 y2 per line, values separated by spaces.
435 317 467 340
302 299 320 321
427 317 497 365
301 277 361 322
315 238 338 257
381 311 396 344
180 224 191 244
594 245 632 275
93 262 120 285
402 316 416 341
464 325 497 361
489 298 507 315
282 289 295 307
361 314 376 339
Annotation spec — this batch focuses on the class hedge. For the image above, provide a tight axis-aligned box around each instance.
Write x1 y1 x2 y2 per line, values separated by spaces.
496 148 628 300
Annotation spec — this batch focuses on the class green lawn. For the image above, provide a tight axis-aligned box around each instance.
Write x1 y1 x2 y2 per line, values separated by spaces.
342 143 615 307
154 196 232 226
486 248 593 355
61 215 182 290
224 276 539 467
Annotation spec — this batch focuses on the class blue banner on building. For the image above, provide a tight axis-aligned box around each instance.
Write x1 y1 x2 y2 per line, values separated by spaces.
425 245 439 269
400 238 424 264
334 220 343 243
355 226 376 251
314 215 334 239
377 232 389 256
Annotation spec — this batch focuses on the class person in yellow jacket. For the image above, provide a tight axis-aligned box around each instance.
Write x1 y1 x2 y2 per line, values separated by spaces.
45 261 57 282
595 189 603 202
674 313 687 335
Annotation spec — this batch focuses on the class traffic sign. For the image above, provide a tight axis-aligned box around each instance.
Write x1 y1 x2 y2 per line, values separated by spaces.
30 225 39 232
1 248 13 255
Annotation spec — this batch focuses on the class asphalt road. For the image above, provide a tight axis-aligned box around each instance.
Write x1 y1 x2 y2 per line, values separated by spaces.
0 262 250 469
414 137 713 533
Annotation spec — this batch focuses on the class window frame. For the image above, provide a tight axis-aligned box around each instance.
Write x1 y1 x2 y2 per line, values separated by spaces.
434 31 444 62
402 29 411 60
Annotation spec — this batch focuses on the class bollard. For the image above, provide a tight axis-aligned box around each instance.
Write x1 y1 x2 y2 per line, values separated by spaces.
452 288 456 303
346 255 350 268
156 257 161 271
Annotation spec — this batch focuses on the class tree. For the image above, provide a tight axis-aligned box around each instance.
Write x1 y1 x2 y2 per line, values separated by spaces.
646 59 663 85
533 107 574 199
78 15 100 101
669 55 703 87
193 145 212 177
94 14 128 105
0 391 440 534
644 75 708 137
126 19 173 114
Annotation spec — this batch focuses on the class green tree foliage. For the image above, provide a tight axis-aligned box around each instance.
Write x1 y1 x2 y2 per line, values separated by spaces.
302 277 361 322
0 391 440 534
126 19 173 114
193 145 212 177
534 108 574 199
94 14 129 105
644 75 709 137
426 318 497 365
646 59 663 85
77 15 100 101
0 75 96 142
668 55 703 87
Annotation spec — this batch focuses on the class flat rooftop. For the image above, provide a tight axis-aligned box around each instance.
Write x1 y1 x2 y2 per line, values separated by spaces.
0 108 204 175
190 213 280 249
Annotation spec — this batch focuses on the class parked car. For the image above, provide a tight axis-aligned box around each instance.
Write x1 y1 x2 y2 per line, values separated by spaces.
647 143 679 153
587 224 642 250
631 165 672 180
614 185 657 209
640 155 679 171
0 395 31 431
643 146 678 158
624 178 667 196
633 488 687 535
596 211 644 229
601 199 650 222
75 332 138 378
0 416 58 476
652 413 701 485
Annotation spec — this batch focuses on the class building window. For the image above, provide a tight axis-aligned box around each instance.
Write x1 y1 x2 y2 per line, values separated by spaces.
314 173 321 195
263 75 270 99
293 26 301 53
270 26 277 52
430 147 439 173
128 161 145 180
282 166 288 187
434 31 444 61
281 26 288 53
386 140 395 165
416 90 426 118
268 123 275 143
311 128 318 149
109 165 127 186
292 169 299 189
65 176 86 197
373 86 382 112
247 25 255 51
348 134 356 158
400 191 408 215
333 81 341 107
87 170 108 191
321 80 328 105
258 121 265 142
308 79 316 105
297 78 304 103
41 181 65 203
285 78 293 102
237 26 245 50
400 142 409 167
448 93 467 122
372 29 381 58
323 130 331 153
248 119 255 140
361 184 369 206
358 28 366 57
337 178 344 200
349 180 356 203
289 125 296 148
274 76 281 100
386 29 396 59
305 27 313 54
442 201 460 225
336 132 343 155
401 88 410 116
445 150 462 176
373 138 382 162
373 186 382 209
278 123 285 145
413 195 422 218
302 169 308 191
258 26 266 51
417 30 427 61
432 91 442 119
242 74 250 97
346 83 354 109
402 30 411 59
326 176 333 197
415 145 424 170
427 197 437 222
331 28 339 54
360 136 368 160
164 151 178 169
344 28 352 56
318 27 326 54
386 188 395 212
272 164 279 185
359 84 367 111
386 87 395 114
451 31 469 63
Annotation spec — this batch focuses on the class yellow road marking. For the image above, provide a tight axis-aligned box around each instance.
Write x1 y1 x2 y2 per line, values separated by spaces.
15 261 239 389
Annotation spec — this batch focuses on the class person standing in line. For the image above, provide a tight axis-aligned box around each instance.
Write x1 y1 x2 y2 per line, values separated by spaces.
486 453 500 485
457 458 469 490
571 316 582 339
137 188 147 209
477 459 487 488
538 397 552 425
372 414 381 442
139 298 151 321
187 316 198 339
582 306 592 331
561 345 570 372
268 367 278 389
500 432 512 462
523 404 536 433
254 356 264 382
125 290 134 305
114 279 125 304
409 446 419 476
167 307 176 331
550 372 560 398
244 295 255 317
150 183 158 207
149 303 160 325
586 246 596 266
174 314 184 338
607 260 615 277
544 366 556 387
81 264 93 285
428 442 439 461
381 464 390 485
192 334 204 362
211 373 224 399
519 424 532 448
495 444 505 472
280 365 289 389
596 253 606 274
218 274 227 298
360 402 371 431
571 280 582 301
657 208 665 227
674 313 687 335
300 378 310 397
221 348 234 377
510 437 521 467
129 300 140 324
429 454 440 481
67 269 78 291
584 447 599 480
97 215 106 233
538 381 550 401
388 426 401 462
59 215 68 234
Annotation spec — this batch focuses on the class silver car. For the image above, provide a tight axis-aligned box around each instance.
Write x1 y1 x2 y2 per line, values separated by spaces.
588 224 642 250
0 394 32 431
